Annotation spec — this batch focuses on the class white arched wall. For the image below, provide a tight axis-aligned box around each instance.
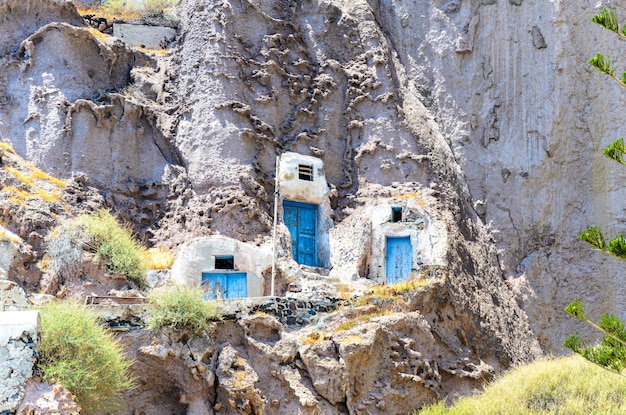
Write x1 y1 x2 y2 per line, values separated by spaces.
170 236 272 298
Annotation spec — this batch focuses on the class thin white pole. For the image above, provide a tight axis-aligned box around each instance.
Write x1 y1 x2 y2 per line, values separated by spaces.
271 155 280 297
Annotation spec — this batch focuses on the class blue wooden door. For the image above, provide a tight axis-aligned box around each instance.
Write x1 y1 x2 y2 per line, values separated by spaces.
385 236 412 284
283 201 318 266
202 272 247 300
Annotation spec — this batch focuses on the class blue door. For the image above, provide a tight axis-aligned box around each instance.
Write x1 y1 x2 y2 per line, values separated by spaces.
385 236 413 284
201 272 247 300
283 201 318 266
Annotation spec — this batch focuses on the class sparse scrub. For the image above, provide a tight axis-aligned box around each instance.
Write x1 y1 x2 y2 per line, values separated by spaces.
37 301 133 414
45 222 83 273
46 210 147 285
336 319 358 331
148 285 221 333
141 0 179 15
417 356 626 415
84 0 180 18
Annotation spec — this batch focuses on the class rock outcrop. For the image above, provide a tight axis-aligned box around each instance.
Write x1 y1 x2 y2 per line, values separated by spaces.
0 310 40 413
3 0 619 411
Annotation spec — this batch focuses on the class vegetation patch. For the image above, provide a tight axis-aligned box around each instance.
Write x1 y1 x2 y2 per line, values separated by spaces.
352 278 431 312
148 285 221 333
77 0 180 19
0 225 22 244
0 142 67 206
46 210 147 285
37 301 133 414
417 356 626 415
301 330 323 345
143 247 175 270
79 210 147 286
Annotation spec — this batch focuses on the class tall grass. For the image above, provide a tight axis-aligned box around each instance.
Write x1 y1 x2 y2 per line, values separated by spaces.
418 355 626 415
80 209 147 286
37 301 133 414
148 285 221 333
45 210 147 285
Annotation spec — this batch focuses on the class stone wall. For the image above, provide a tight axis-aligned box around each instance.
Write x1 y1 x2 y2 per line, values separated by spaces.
224 296 349 325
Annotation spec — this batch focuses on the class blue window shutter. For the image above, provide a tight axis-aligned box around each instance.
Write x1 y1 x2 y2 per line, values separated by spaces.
202 272 247 299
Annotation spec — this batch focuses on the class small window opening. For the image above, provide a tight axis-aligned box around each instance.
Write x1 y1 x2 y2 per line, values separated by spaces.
392 206 402 223
298 164 314 181
215 255 234 270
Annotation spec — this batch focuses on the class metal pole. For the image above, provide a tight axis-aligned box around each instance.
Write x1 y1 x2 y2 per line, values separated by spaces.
271 155 280 297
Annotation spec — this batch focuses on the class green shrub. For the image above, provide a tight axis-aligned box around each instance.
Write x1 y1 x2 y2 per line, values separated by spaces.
148 285 221 333
79 209 147 286
37 301 133 414
417 356 626 415
45 210 147 286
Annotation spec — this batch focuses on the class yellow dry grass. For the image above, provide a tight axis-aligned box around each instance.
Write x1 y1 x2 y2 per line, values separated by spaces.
339 334 364 344
86 27 110 43
5 166 67 189
76 5 143 20
301 331 323 345
372 278 431 297
143 247 175 270
0 226 22 244
1 142 67 205
0 141 15 153
418 355 626 415
135 47 169 54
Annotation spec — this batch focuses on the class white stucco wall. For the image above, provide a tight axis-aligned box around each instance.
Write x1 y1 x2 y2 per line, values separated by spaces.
170 236 272 297
368 203 447 283
278 152 327 205
278 152 332 268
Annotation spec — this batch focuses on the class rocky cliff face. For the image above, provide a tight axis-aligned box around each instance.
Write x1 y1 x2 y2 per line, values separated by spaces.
2 0 618 412
386 0 626 351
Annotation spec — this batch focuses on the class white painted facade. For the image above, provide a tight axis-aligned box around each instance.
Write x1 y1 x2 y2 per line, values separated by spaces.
278 152 332 268
278 152 328 205
170 236 272 298
368 202 447 283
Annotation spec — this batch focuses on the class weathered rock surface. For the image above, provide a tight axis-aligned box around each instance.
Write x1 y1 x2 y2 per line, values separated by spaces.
378 0 626 351
3 0 619 411
0 310 40 413
0 280 30 311
16 380 81 415
114 283 529 415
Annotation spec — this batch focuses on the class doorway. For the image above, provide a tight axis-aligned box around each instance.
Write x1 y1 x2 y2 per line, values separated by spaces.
283 201 318 266
201 272 247 300
385 236 413 284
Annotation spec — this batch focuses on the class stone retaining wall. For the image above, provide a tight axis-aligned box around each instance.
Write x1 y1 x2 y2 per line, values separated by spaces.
218 297 350 325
